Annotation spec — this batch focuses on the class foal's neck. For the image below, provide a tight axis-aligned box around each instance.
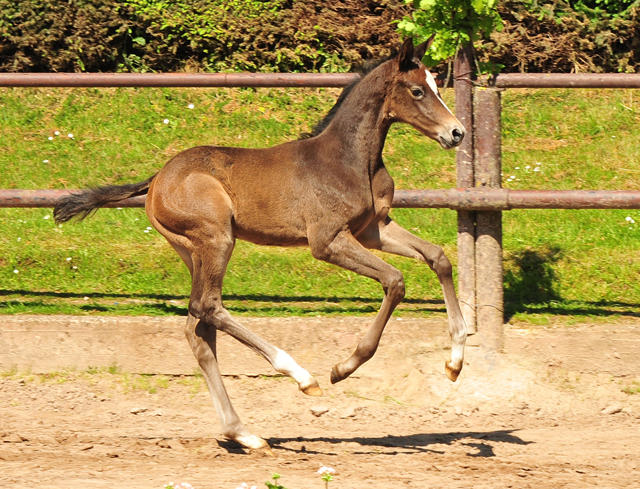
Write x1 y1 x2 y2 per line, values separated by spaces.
323 62 393 165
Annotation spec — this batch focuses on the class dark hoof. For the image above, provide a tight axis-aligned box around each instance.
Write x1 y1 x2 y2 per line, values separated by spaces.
330 365 347 384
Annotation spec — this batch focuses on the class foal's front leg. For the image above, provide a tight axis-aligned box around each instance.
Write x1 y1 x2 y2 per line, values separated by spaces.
308 228 406 384
358 217 467 381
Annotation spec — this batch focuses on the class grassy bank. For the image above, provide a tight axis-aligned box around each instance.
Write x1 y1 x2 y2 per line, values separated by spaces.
1 86 639 323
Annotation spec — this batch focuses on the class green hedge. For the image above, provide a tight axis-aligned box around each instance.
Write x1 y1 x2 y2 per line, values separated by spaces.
479 0 640 73
0 0 407 73
0 0 637 73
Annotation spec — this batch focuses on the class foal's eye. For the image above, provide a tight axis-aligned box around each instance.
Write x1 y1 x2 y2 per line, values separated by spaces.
410 87 424 99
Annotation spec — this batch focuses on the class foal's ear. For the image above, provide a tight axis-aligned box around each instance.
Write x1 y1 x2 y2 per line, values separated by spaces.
413 34 435 63
398 38 415 71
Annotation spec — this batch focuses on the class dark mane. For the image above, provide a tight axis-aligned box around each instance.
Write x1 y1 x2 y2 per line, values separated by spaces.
299 51 398 140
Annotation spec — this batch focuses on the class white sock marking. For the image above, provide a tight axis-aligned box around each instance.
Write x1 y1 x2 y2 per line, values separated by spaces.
273 348 314 388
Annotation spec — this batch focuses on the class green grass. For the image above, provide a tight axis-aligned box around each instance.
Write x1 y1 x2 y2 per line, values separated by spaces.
1 86 640 323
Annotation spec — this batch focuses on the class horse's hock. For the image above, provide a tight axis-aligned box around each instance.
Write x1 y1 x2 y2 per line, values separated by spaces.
1 315 639 404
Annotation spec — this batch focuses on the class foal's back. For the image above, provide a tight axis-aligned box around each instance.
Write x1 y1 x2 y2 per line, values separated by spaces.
147 136 378 247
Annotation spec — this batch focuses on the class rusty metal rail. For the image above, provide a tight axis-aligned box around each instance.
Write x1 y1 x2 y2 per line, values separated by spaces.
4 188 640 210
493 73 640 89
393 188 640 210
2 72 639 89
0 73 360 88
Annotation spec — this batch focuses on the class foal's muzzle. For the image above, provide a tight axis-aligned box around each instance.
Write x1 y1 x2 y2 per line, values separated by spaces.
439 126 466 149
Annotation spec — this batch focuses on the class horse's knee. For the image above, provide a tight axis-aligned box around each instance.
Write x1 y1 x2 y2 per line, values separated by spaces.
383 269 405 303
431 247 453 277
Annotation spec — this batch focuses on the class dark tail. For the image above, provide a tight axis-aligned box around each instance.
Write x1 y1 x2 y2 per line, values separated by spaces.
53 174 157 224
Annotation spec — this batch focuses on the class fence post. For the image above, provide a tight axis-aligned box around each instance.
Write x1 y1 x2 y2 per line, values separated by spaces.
473 87 504 351
454 43 477 334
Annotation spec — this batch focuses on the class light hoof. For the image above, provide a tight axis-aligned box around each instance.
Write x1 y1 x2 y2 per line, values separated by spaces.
255 445 275 457
300 380 323 397
234 434 271 451
445 359 462 382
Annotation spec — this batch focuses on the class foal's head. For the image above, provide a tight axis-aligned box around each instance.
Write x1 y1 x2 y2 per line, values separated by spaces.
386 37 465 149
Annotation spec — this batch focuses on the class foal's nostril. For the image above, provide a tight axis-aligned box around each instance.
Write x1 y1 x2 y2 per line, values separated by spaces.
452 128 464 143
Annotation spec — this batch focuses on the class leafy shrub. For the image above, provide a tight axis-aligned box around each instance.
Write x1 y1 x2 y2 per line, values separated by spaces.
0 0 132 72
478 0 640 73
0 0 637 73
0 0 408 73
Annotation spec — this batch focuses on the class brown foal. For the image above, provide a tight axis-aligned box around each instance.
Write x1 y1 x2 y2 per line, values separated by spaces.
54 37 467 451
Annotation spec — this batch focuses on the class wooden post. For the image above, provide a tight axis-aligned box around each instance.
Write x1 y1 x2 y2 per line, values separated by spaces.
473 87 504 351
454 43 476 334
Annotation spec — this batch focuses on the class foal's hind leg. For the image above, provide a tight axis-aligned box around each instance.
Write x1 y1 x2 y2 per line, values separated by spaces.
358 217 467 381
183 313 269 450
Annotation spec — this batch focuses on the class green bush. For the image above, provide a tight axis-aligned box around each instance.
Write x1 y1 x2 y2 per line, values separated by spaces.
479 0 640 73
0 0 407 73
0 0 133 72
0 0 637 73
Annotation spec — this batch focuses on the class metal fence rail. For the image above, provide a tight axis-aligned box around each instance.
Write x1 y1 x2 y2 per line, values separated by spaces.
4 188 640 210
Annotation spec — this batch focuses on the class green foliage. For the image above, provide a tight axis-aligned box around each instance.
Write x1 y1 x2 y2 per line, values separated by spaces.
0 0 407 73
265 473 287 489
397 0 503 64
479 0 640 73
0 0 638 73
570 0 639 17
0 0 132 72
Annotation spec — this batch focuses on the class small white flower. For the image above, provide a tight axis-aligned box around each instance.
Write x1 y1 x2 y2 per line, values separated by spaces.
68 133 74 138
72 266 77 269
163 119 170 124
144 230 149 233
54 131 60 136
515 167 520 170
117 207 122 210
66 257 72 261
525 165 530 169
43 215 50 219
48 136 54 140
510 175 515 179
43 159 49 163
533 167 540 172
13 269 18 274
146 226 152 230
17 237 21 242
626 216 632 221
188 104 195 109
535 162 541 166
83 296 89 300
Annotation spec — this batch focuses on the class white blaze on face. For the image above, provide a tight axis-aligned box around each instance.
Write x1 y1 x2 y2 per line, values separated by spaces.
425 68 455 116
425 69 439 95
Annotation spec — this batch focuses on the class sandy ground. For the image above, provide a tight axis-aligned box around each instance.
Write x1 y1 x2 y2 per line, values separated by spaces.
1 319 640 489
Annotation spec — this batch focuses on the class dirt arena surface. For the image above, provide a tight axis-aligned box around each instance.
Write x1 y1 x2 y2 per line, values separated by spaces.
1 317 640 488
